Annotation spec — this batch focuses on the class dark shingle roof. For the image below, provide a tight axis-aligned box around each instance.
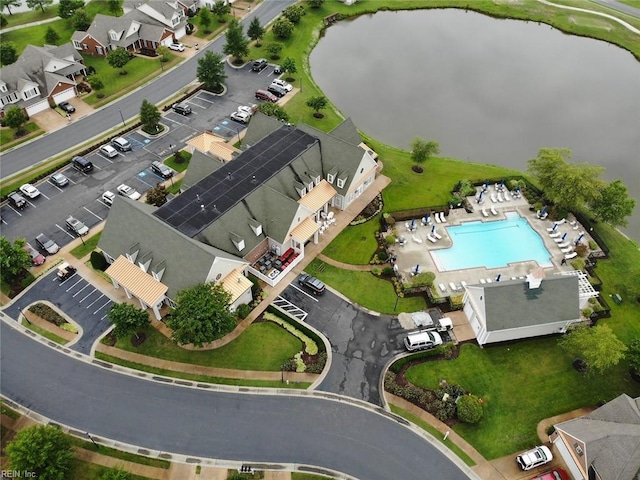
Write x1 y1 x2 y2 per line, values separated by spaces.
329 117 362 146
181 149 225 191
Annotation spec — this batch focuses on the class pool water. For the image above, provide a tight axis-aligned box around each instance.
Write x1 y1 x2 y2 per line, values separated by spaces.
431 212 553 271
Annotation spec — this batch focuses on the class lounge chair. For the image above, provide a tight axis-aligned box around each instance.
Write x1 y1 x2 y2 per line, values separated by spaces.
490 193 497 203
486 278 493 283
439 283 447 293
412 235 423 244
433 230 442 240
440 212 447 223
427 234 437 243
561 246 573 254
435 213 441 224
482 208 489 217
554 218 566 225
557 241 570 248
546 225 558 232
480 279 486 284
497 192 504 202
449 282 458 292
549 232 561 238
554 237 566 243
460 281 468 288
503 190 510 201
565 252 578 260
490 206 498 216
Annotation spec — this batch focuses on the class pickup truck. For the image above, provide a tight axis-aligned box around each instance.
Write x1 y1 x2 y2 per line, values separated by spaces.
66 216 89 236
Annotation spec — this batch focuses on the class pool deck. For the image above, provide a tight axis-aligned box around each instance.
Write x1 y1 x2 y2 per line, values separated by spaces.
390 188 592 301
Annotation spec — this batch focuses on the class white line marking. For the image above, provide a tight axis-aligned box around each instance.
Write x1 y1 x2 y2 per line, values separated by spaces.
65 278 83 291
55 224 76 239
290 284 319 302
83 206 103 221
73 284 91 297
99 155 114 163
25 199 37 208
39 192 50 200
48 181 64 192
79 289 98 304
6 205 22 216
86 293 105 309
97 199 112 208
94 299 112 315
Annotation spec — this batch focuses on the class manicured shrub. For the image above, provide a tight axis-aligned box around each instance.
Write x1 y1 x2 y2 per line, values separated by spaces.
411 271 435 287
90 251 107 271
575 244 588 257
305 351 327 374
371 266 381 276
457 394 484 423
28 303 66 326
381 267 394 277
377 251 388 261
236 303 251 319
264 312 318 354
385 235 396 245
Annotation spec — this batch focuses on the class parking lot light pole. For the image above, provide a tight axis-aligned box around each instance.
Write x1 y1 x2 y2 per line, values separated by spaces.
86 432 99 450
118 108 126 127
281 364 284 383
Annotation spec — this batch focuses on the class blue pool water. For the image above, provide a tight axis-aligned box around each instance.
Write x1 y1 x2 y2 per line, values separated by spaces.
431 212 553 271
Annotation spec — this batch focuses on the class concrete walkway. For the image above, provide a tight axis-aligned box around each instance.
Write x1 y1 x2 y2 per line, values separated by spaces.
316 253 373 271
538 0 640 33
0 15 60 34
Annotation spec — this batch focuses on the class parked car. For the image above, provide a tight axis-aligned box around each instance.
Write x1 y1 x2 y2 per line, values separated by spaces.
237 104 257 115
19 183 41 199
65 216 89 236
270 78 293 92
230 111 251 124
99 144 118 158
255 89 278 102
24 242 46 266
57 262 77 281
111 136 132 152
404 330 443 352
530 469 569 480
35 233 59 255
50 172 69 187
8 191 27 209
150 161 174 179
298 273 326 295
251 58 268 72
102 191 116 207
58 101 75 113
169 42 185 52
117 184 141 200
267 84 288 98
72 156 93 173
172 102 191 115
516 446 553 471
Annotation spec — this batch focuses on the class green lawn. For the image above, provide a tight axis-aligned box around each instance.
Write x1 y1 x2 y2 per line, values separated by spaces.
69 459 153 480
166 179 183 195
292 474 332 480
69 437 170 469
70 232 102 259
1 5 58 29
108 321 302 371
164 152 192 172
0 123 42 152
307 258 425 313
321 214 380 264
404 339 640 459
21 320 69 345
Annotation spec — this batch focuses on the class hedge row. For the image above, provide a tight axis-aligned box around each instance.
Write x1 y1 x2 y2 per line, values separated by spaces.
266 305 326 353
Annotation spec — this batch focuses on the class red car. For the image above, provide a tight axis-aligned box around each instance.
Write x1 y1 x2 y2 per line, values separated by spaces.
531 469 569 480
24 242 46 266
255 89 278 102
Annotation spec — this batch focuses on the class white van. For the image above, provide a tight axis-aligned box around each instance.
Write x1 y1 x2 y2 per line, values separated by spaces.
404 330 443 352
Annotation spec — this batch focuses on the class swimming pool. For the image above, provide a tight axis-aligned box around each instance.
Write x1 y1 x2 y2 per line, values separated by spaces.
431 212 553 271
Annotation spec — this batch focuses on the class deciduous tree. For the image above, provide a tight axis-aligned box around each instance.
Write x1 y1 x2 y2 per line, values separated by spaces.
5 425 74 480
1 0 22 15
306 95 327 118
411 138 440 166
107 47 131 74
591 180 635 228
166 282 236 346
145 183 168 207
283 4 305 24
86 74 104 93
210 0 230 22
308 0 324 8
197 51 227 92
272 16 294 39
247 17 265 46
45 25 60 44
265 42 282 60
257 102 289 122
3 105 28 135
0 41 18 66
0 236 32 282
71 8 91 30
559 324 627 375
107 302 149 340
281 57 296 81
107 0 120 15
223 18 249 62
101 468 131 480
57 0 83 18
26 0 53 13
139 99 161 132
199 7 212 33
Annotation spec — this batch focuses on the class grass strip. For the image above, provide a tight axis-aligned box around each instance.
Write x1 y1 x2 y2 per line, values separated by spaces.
69 458 156 480
21 320 68 345
69 437 170 469
70 232 102 259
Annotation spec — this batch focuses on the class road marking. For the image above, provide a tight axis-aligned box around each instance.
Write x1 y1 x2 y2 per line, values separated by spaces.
99 154 114 163
48 181 64 192
97 199 112 208
65 278 83 291
6 205 22 216
38 192 50 200
25 199 37 208
273 296 309 321
91 163 102 170
79 289 98 304
94 299 112 315
83 206 103 221
135 175 155 188
290 284 319 302
86 293 105 309
73 283 91 297
55 223 76 239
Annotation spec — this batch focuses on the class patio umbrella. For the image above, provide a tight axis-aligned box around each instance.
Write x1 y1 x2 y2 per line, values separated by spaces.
495 274 501 282
575 232 584 245
413 264 420 275
431 225 435 234
484 181 489 191
410 219 415 230
541 205 547 216
423 215 430 224
499 179 505 189
477 190 483 203
561 232 568 241
551 223 558 232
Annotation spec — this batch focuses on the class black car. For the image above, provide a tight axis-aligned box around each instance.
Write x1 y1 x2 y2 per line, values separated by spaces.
58 101 75 113
8 191 27 209
150 161 174 179
251 58 267 72
298 273 326 295
267 84 287 98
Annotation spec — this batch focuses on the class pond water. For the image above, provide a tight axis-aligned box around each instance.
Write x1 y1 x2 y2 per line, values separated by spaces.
310 9 640 241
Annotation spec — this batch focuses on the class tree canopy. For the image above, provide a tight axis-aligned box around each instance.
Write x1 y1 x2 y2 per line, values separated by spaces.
211 0 230 22
5 425 74 480
101 468 131 480
106 47 131 74
0 236 32 282
1 0 22 15
70 7 90 30
139 99 161 132
559 324 627 375
223 18 249 62
281 57 297 79
197 51 227 92
306 96 327 117
265 42 282 60
3 105 28 134
272 17 294 39
107 302 149 340
57 0 83 18
257 102 289 122
282 4 305 23
308 0 325 8
199 7 212 33
26 0 52 13
45 25 60 44
411 138 440 165
590 180 636 228
166 282 236 346
145 183 168 207
0 41 18 66
247 17 265 46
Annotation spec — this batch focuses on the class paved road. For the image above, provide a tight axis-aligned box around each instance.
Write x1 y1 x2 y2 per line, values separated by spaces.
591 0 640 17
0 321 474 480
0 0 296 178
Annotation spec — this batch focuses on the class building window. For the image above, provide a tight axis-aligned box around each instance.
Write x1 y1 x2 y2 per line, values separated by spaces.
73 40 82 49
23 87 39 99
337 178 345 189
0 84 6 93
327 174 334 184
96 46 103 55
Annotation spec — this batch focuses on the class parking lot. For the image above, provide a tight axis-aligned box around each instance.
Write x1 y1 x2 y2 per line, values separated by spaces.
1 61 287 256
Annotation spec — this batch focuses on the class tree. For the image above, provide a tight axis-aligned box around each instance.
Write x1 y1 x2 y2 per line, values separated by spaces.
223 18 249 62
0 41 18 66
0 236 32 283
5 425 74 480
1 0 22 15
281 57 297 81
197 51 227 92
527 148 604 211
0 14 7 27
71 8 91 30
211 0 230 22
107 302 149 340
25 0 53 13
247 17 265 46
456 394 483 424
411 138 440 167
101 468 131 480
559 324 627 375
157 45 170 62
308 0 325 7
591 180 635 228
272 16 294 39
107 0 120 16
44 26 61 45
166 282 236 346
306 96 327 118
145 183 168 207
283 4 305 24
139 99 161 133
628 339 640 376
57 0 83 19
199 7 212 34
265 42 282 60
86 74 104 93
3 105 28 136
257 102 289 122
107 47 131 75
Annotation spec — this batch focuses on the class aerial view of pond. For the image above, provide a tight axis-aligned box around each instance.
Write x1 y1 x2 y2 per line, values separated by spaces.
310 9 640 241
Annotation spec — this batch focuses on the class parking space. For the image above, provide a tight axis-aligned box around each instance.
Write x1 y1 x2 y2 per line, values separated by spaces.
3 269 114 355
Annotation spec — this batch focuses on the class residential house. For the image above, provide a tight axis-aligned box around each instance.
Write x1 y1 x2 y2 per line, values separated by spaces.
72 0 188 56
550 394 640 480
1 44 86 116
98 113 378 315
462 269 597 345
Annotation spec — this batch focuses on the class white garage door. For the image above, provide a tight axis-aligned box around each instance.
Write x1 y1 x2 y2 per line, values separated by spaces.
26 98 50 116
553 439 584 480
52 88 76 105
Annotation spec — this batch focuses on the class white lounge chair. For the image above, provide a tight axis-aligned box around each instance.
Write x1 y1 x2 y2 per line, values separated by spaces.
549 232 561 238
497 192 504 202
554 237 566 243
565 252 578 260
460 281 468 288
486 278 493 283
440 212 447 223
439 283 447 293
561 246 573 253
554 218 566 225
435 213 441 224
558 241 570 248
482 208 489 217
490 193 497 203
547 226 558 232
412 235 422 244
490 206 498 216
480 279 486 284
449 282 458 292
433 230 442 240
503 190 510 201
427 234 437 243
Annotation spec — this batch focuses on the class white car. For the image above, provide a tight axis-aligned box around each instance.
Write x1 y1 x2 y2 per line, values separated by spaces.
270 78 293 92
99 144 119 158
237 104 257 115
19 183 41 199
516 446 553 471
102 191 116 207
117 184 141 201
65 216 89 236
230 111 251 124
169 42 185 52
